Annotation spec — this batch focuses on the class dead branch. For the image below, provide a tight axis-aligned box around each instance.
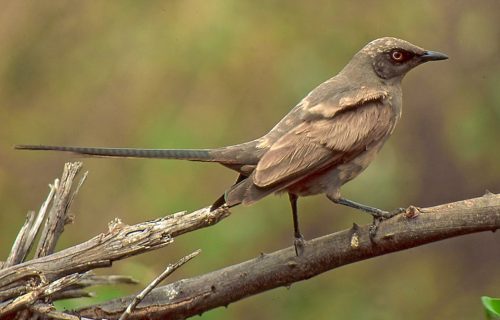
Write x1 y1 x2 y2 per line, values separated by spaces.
35 162 84 258
4 211 36 269
0 162 231 319
3 178 57 269
0 207 229 298
119 250 201 320
2 162 498 320
0 273 84 315
31 303 80 320
77 193 500 320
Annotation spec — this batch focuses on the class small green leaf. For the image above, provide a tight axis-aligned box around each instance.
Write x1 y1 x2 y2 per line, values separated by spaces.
482 296 500 319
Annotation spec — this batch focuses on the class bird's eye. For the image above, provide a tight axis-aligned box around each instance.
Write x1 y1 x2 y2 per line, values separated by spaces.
391 50 404 61
389 49 414 63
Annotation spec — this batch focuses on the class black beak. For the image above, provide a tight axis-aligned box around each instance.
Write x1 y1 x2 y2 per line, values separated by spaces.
420 50 448 62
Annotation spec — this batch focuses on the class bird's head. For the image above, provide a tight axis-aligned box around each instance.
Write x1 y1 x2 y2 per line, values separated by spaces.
353 37 448 81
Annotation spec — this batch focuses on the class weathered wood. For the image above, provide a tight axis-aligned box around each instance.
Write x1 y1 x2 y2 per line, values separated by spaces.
35 162 84 258
77 193 500 320
76 274 139 287
119 250 201 320
4 180 57 269
31 303 80 320
3 162 499 320
0 273 84 316
3 211 36 269
50 289 93 301
49 274 139 301
1 162 231 320
0 207 230 299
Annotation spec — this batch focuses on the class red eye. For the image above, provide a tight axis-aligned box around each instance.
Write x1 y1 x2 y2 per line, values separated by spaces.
391 50 404 61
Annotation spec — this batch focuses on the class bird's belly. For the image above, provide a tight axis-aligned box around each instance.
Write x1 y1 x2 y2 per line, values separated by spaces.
285 142 384 197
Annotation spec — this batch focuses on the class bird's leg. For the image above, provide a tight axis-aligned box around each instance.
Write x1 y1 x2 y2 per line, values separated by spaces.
330 197 393 219
327 194 404 239
289 193 305 256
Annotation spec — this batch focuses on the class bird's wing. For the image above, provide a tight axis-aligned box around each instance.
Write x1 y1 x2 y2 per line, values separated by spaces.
302 84 389 119
253 78 389 149
253 99 394 188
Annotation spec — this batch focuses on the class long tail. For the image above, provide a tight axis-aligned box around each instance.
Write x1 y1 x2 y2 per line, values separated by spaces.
14 144 215 161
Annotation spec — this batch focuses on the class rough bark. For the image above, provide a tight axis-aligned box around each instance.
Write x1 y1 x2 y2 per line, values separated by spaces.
0 163 228 319
77 194 500 320
0 207 230 300
2 162 498 320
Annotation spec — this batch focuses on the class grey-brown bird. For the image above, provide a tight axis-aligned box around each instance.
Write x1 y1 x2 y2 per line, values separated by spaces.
16 37 448 254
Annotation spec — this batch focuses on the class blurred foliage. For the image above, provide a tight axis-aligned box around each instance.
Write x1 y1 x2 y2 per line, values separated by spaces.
1 0 499 319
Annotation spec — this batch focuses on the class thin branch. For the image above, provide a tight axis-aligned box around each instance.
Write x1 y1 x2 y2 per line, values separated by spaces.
4 180 59 269
77 274 139 287
26 180 58 258
2 162 229 319
67 171 87 215
30 303 80 320
0 285 31 301
4 211 36 268
35 162 83 258
49 274 139 301
0 273 84 316
119 250 201 320
0 207 230 300
4 162 498 320
50 289 94 301
77 193 500 320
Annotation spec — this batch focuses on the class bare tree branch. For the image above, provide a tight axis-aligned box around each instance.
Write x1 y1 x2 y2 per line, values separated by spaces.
35 162 84 258
47 274 139 302
3 179 58 269
0 273 84 315
30 303 80 320
119 250 201 320
77 193 500 320
4 211 36 269
0 206 230 300
76 274 139 287
27 179 58 258
49 289 94 301
3 162 498 320
1 162 232 320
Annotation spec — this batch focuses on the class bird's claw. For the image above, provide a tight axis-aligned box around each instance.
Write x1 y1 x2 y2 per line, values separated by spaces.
391 207 406 216
369 219 378 240
369 207 405 241
372 207 404 220
294 236 306 256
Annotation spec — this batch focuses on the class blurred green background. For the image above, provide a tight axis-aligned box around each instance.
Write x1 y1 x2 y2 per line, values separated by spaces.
1 1 499 319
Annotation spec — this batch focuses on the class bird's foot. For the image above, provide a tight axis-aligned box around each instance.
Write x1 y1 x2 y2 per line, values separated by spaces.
369 207 405 241
294 235 306 256
369 217 382 240
370 207 404 220
390 207 406 216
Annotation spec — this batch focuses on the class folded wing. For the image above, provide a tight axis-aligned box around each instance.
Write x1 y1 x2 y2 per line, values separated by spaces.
225 99 394 206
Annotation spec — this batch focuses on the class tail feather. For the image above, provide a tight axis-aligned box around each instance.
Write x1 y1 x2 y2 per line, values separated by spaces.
225 172 306 206
210 173 248 211
14 145 214 161
225 177 277 207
